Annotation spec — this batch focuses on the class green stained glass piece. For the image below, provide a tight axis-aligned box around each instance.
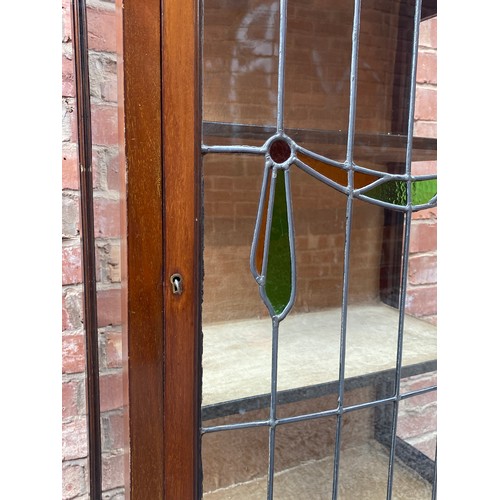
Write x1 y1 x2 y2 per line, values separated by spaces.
265 170 292 315
364 179 437 206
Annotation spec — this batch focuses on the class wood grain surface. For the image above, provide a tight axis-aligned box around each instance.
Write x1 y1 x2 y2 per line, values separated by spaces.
120 0 165 496
162 0 202 498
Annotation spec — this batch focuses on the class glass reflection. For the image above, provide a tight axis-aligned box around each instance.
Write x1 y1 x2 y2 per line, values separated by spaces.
203 0 279 136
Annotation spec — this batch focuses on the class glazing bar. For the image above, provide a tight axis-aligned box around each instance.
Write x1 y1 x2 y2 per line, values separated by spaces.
344 0 362 169
295 145 348 169
201 144 266 155
266 317 281 499
332 0 362 498
294 158 349 195
386 223 410 498
276 0 288 133
203 122 437 162
400 385 437 401
250 161 273 279
431 446 437 500
332 197 354 500
354 195 434 212
277 394 397 427
201 383 436 434
386 2 423 498
260 168 278 297
201 419 270 435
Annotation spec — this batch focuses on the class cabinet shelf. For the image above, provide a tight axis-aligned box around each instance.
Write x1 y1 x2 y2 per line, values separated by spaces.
201 303 437 420
203 121 437 164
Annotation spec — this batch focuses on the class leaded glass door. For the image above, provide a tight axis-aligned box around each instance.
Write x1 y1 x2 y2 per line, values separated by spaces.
198 0 437 499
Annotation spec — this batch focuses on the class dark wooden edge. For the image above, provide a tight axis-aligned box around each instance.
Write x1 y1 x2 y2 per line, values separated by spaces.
380 0 420 308
70 0 102 496
421 0 437 21
119 0 165 497
202 361 437 422
203 122 437 161
162 0 202 498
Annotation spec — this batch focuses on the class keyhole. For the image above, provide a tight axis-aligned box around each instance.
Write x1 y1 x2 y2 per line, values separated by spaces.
170 273 183 295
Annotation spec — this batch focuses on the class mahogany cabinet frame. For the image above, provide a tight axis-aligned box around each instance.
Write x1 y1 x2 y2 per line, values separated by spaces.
118 0 201 497
116 0 436 497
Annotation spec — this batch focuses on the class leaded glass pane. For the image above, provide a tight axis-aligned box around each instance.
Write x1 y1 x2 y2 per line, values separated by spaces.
201 0 437 497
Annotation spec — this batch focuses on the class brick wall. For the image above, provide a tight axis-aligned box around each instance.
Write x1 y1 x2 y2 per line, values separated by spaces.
398 15 437 461
62 0 125 497
62 2 437 496
398 370 437 459
407 16 437 325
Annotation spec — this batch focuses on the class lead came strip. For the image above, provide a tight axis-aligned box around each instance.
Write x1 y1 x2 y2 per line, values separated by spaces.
200 0 437 497
331 0 363 496
387 1 424 498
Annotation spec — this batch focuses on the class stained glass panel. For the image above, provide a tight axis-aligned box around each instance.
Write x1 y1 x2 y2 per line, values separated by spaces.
364 179 437 206
201 0 437 498
262 169 292 315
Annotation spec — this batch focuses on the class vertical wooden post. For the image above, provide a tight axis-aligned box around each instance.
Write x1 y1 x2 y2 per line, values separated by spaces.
119 0 165 497
162 0 202 497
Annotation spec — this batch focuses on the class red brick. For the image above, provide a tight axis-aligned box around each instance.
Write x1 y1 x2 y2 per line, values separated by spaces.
62 333 86 374
105 331 123 368
412 206 437 221
62 289 83 331
62 381 80 418
62 55 75 97
400 387 437 409
397 404 437 440
62 245 82 285
204 201 235 217
410 435 437 459
62 0 72 43
62 417 88 460
94 197 121 238
62 464 86 499
87 8 117 53
62 144 100 190
101 79 118 103
210 176 235 191
410 222 437 253
100 372 124 412
97 288 122 327
62 143 79 190
62 194 80 238
413 120 437 138
419 17 437 49
103 412 125 450
408 254 437 285
91 104 118 146
405 285 437 317
401 372 437 393
106 149 121 191
96 242 121 283
415 87 437 121
416 51 437 85
62 298 70 331
411 160 436 176
235 202 257 217
62 98 78 143
102 453 125 491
